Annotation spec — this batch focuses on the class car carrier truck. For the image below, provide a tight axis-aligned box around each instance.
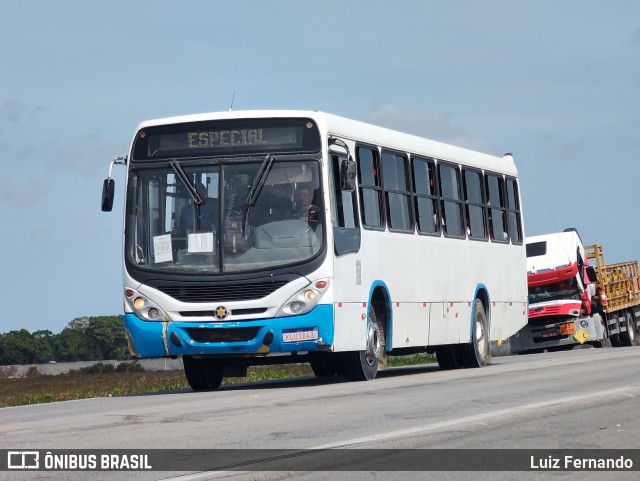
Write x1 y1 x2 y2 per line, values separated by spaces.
509 229 640 353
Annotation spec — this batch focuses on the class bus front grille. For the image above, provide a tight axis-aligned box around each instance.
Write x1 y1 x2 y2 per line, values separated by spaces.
156 281 288 303
186 327 260 343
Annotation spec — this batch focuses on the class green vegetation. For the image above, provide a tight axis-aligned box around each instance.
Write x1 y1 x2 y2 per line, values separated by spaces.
387 353 435 367
0 355 436 408
0 316 128 365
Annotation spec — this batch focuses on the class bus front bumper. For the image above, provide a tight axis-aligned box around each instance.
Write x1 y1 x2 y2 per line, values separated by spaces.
122 304 334 358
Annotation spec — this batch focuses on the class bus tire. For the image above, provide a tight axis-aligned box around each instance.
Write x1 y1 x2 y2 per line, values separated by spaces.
461 299 490 368
620 312 636 347
183 356 224 391
436 345 463 370
343 308 384 381
309 353 339 377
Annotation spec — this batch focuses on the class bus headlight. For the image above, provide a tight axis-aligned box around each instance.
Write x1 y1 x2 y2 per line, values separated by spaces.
124 288 171 322
279 279 330 316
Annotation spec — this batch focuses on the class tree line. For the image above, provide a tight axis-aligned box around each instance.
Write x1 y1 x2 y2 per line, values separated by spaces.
0 316 129 365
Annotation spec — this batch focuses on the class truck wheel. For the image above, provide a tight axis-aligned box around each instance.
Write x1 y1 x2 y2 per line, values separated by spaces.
610 318 621 347
620 312 636 347
343 308 385 381
592 319 611 348
183 356 224 391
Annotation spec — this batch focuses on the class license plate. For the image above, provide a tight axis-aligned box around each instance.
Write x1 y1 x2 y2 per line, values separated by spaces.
540 329 559 339
282 328 318 343
560 323 575 336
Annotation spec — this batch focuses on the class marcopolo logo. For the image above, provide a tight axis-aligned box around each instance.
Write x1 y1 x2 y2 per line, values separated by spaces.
8 451 40 469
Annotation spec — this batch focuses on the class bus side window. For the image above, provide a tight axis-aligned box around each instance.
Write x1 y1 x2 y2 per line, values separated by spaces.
331 154 360 255
357 146 384 230
381 150 412 232
463 169 488 240
506 178 523 244
412 156 439 235
486 174 509 242
438 163 464 237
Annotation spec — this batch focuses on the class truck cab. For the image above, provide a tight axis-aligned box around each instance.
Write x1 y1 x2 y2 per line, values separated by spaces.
510 229 604 353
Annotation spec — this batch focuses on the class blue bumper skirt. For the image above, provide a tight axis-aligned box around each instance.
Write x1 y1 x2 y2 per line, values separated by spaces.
123 304 335 358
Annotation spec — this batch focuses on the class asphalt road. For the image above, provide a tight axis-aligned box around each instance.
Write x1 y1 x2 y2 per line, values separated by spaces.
1 346 639 481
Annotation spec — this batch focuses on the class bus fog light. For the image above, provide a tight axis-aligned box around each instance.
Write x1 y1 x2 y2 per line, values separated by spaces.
148 308 160 319
289 301 305 313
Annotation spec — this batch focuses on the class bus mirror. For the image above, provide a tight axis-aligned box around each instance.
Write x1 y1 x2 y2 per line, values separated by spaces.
328 138 349 156
101 178 115 212
586 266 597 283
340 157 357 192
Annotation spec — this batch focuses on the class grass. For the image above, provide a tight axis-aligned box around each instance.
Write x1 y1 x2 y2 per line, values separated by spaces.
0 354 435 408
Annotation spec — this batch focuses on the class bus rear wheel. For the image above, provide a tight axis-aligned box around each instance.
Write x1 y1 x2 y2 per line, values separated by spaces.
344 308 385 381
461 299 490 368
183 356 224 391
435 345 463 370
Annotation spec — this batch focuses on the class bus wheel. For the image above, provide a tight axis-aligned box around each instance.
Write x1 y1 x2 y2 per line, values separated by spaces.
309 353 338 377
620 312 636 347
183 356 224 391
436 345 463 370
344 308 385 381
461 299 490 368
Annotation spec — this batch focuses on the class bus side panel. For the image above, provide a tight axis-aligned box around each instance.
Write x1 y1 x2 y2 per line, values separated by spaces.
493 300 527 342
388 302 430 349
427 302 475 345
333 302 367 351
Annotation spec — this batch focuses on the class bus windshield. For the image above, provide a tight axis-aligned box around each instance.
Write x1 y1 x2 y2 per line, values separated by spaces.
528 277 582 304
125 159 324 274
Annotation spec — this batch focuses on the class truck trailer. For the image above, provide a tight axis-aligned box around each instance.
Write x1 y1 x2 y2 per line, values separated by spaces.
509 229 640 354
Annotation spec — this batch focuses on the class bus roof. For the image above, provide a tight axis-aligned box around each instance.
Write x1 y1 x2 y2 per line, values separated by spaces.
135 110 516 175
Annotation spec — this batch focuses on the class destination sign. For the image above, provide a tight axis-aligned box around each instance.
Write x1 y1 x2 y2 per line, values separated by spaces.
187 128 277 148
132 118 320 161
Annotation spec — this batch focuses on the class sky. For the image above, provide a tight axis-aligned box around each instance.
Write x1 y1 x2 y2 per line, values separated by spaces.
1 1 639 334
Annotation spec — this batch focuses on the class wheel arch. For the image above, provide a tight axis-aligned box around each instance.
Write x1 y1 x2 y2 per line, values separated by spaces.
368 281 392 351
472 284 491 341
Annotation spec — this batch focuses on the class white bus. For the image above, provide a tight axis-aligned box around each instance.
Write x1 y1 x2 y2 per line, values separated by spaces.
101 110 528 390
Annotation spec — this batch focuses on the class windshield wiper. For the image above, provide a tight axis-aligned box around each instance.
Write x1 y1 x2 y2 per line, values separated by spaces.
239 154 275 236
245 154 274 207
170 159 204 205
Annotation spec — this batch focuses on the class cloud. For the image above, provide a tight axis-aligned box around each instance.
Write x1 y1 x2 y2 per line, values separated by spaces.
368 103 493 153
534 132 581 158
0 176 49 208
0 101 27 123
48 134 123 179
